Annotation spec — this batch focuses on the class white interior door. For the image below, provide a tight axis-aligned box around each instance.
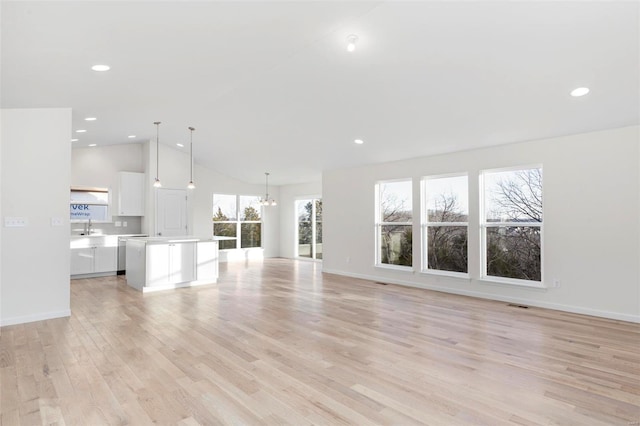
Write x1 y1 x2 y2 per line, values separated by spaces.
156 189 187 237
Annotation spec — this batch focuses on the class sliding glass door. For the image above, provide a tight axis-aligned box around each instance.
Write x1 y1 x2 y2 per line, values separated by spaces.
296 199 322 260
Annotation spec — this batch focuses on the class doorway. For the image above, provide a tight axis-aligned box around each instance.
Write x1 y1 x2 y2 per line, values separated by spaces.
296 198 322 260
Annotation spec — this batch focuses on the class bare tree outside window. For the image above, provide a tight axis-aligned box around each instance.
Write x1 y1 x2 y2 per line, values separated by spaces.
483 168 542 282
425 175 468 273
378 181 412 267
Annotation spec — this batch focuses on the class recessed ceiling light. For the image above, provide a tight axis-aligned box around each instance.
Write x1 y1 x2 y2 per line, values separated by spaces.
354 139 364 144
347 34 358 52
128 135 136 138
88 144 97 147
91 64 110 72
71 138 79 142
76 129 87 133
570 87 590 97
176 143 184 147
84 117 97 121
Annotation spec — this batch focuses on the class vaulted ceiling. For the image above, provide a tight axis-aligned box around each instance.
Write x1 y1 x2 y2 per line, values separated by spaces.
2 1 638 185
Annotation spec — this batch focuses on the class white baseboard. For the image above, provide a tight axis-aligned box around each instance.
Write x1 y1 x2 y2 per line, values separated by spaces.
322 268 640 324
0 309 71 327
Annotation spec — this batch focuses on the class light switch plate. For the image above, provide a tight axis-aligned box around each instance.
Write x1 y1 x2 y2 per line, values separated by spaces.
115 221 122 227
51 217 63 226
5 217 28 227
123 221 128 227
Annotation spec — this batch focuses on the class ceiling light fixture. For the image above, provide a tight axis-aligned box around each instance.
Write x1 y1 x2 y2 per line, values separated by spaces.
570 87 590 97
347 34 358 52
84 117 97 121
354 139 364 144
91 64 110 71
176 143 184 148
259 172 277 206
88 144 97 147
128 135 136 138
187 127 196 190
153 121 162 188
71 138 79 142
76 129 87 133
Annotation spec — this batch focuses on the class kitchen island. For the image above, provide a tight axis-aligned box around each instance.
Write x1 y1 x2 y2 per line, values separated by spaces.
125 236 230 292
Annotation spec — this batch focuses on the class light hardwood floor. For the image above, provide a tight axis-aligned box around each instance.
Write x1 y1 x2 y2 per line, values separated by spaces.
1 259 639 425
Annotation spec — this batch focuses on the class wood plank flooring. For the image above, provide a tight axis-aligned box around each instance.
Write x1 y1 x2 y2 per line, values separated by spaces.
1 258 639 425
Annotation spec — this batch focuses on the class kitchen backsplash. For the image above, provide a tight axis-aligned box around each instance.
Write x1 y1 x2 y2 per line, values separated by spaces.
70 217 142 235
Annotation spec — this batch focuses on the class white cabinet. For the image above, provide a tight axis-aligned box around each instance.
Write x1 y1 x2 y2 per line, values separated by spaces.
70 245 117 276
70 235 119 277
94 246 118 273
70 247 94 275
146 242 195 287
117 172 144 216
126 239 218 292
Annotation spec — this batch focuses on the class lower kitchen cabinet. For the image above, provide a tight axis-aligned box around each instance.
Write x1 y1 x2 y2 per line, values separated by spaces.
126 238 219 292
70 245 117 276
146 243 196 287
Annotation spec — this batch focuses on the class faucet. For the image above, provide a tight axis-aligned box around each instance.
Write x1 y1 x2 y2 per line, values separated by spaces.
83 219 93 235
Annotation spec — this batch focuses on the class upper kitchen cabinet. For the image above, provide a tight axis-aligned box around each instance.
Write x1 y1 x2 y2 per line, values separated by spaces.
117 172 145 216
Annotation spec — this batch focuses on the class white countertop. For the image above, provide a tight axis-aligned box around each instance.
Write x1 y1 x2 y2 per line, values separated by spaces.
124 236 235 244
70 233 147 239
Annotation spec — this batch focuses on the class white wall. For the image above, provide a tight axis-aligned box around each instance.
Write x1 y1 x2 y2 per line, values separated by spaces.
278 181 322 259
1 108 72 326
143 141 281 260
323 126 640 322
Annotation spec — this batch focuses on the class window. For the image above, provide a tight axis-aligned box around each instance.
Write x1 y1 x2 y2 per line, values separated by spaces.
70 187 109 221
376 180 412 267
296 199 322 260
213 194 262 249
481 166 543 283
423 174 468 274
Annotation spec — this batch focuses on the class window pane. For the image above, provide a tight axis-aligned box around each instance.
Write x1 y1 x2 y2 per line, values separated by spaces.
298 220 312 258
241 223 261 248
486 226 541 281
213 223 237 250
297 200 312 223
380 181 412 222
380 224 412 266
427 226 468 273
426 175 468 222
315 200 322 259
213 194 237 221
485 168 542 223
70 204 108 221
240 196 261 221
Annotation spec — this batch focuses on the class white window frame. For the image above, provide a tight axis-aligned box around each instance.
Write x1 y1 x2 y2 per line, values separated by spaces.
213 194 263 250
421 173 469 278
375 179 413 270
479 165 544 288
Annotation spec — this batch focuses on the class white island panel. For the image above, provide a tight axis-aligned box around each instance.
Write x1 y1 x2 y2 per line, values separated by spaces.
125 237 220 292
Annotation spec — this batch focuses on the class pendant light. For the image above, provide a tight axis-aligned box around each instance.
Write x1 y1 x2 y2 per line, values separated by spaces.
187 127 196 189
259 172 277 206
153 121 162 188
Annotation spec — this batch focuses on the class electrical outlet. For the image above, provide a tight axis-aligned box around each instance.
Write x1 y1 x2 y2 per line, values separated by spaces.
123 221 128 227
50 217 63 226
115 221 122 227
346 256 351 263
4 217 28 227
552 279 561 288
